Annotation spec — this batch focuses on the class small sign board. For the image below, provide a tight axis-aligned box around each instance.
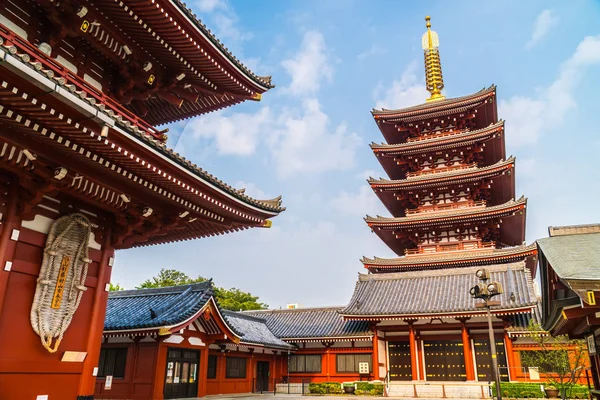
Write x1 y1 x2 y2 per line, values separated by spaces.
587 334 597 356
358 362 370 374
61 351 87 362
104 375 113 390
35 396 48 400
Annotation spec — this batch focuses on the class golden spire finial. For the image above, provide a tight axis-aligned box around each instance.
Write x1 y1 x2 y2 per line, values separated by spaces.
422 16 445 102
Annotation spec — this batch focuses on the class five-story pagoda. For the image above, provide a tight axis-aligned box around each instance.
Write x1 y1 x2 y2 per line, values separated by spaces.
340 17 538 392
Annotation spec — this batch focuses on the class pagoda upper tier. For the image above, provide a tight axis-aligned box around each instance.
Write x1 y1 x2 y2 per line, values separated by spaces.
372 85 497 145
369 157 516 217
371 120 506 180
0 0 273 129
365 196 527 256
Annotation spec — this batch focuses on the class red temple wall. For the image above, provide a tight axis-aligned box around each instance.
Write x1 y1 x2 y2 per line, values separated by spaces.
0 190 114 400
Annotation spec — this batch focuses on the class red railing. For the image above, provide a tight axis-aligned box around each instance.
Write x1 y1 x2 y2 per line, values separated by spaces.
0 27 164 141
405 200 486 215
406 163 477 178
405 241 496 256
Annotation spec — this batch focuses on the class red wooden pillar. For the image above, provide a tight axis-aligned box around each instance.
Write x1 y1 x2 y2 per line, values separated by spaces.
0 178 20 317
416 334 424 380
504 330 516 381
152 341 168 400
408 322 418 380
372 332 380 380
197 342 211 398
461 320 476 381
78 226 114 396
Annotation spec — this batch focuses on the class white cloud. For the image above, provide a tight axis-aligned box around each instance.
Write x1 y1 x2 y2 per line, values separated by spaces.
181 107 271 156
269 99 361 178
525 10 559 50
500 35 600 147
233 181 269 200
357 45 387 61
374 61 429 110
330 185 387 217
281 31 333 96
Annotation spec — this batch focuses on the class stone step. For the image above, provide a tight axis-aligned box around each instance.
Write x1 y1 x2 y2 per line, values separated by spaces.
387 382 491 398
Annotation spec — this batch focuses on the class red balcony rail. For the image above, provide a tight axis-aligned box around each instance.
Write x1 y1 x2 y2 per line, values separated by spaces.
405 200 486 215
0 27 164 141
406 163 478 178
405 241 496 256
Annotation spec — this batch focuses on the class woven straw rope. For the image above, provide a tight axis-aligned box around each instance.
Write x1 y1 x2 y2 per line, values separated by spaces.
30 213 92 353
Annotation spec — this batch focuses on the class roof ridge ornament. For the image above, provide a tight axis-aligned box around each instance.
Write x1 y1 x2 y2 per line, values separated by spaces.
422 16 446 102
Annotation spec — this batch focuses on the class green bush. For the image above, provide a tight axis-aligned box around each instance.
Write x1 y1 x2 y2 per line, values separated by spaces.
356 382 384 395
492 382 590 399
308 382 342 394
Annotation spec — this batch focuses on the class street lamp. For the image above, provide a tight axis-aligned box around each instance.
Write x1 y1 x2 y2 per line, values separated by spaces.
470 268 503 400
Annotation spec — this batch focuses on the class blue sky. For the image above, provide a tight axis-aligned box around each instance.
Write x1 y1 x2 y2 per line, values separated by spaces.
113 0 600 308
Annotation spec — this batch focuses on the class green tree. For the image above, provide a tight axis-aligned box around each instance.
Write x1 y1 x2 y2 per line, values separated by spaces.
136 268 268 311
520 322 588 400
109 282 125 291
136 268 204 288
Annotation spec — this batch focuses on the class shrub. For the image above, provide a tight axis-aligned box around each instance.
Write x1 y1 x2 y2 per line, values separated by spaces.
492 382 590 399
308 382 342 394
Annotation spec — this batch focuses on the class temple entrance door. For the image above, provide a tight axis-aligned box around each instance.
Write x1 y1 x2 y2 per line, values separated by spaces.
164 348 200 399
256 361 270 392
424 340 466 381
388 342 412 381
473 339 509 382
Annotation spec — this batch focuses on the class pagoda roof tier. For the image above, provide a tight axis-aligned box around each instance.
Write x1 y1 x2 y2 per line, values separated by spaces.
361 243 537 273
372 86 497 144
6 1 273 127
340 262 537 320
0 47 284 248
366 197 527 255
370 158 516 217
372 121 505 180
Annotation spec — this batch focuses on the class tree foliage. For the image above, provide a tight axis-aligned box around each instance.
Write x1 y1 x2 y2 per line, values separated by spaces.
109 282 124 291
136 268 268 311
520 322 588 399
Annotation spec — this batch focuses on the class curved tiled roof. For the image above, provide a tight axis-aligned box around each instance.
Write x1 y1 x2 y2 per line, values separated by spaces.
361 243 538 268
537 231 600 281
372 85 495 118
0 38 285 215
172 0 274 90
365 196 527 226
245 307 372 340
340 262 537 318
223 311 292 349
105 282 214 331
369 157 514 188
370 121 504 154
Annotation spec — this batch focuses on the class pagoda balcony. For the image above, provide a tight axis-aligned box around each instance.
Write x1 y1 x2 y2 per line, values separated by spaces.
0 28 165 142
405 241 496 256
406 162 477 178
405 200 486 215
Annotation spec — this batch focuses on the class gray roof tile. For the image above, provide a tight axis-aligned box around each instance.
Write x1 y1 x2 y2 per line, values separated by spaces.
340 262 537 318
245 307 372 340
537 232 600 281
223 311 292 349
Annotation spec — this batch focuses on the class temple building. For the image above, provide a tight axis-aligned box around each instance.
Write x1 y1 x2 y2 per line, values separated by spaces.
537 224 600 397
0 1 283 399
339 16 541 396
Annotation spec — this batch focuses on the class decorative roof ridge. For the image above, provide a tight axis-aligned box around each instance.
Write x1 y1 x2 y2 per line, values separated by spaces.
368 156 515 185
360 243 537 265
364 195 527 224
108 281 212 299
244 306 346 314
0 40 284 214
172 0 275 90
371 85 496 117
370 120 504 150
357 261 526 282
